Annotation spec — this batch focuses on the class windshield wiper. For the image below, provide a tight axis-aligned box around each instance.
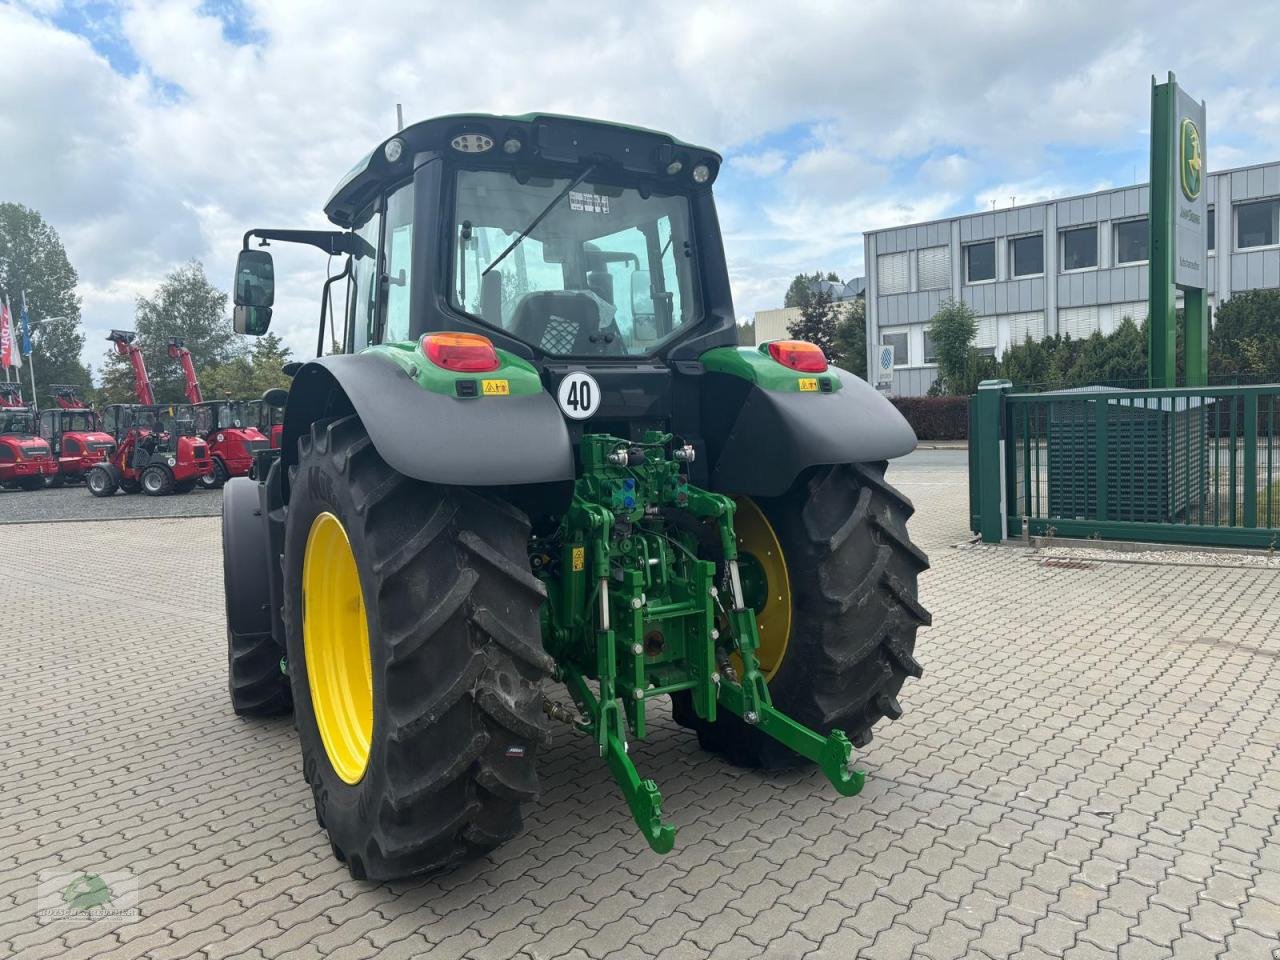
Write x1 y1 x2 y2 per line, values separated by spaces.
482 164 597 277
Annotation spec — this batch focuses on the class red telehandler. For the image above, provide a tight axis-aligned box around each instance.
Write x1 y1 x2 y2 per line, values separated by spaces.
0 383 56 490
85 331 212 497
167 338 270 488
39 385 115 486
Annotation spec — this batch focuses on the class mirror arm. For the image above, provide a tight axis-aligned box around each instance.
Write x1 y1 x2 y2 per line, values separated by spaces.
243 228 360 257
318 256 354 358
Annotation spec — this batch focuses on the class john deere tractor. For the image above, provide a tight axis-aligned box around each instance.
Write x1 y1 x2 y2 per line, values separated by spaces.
223 113 929 881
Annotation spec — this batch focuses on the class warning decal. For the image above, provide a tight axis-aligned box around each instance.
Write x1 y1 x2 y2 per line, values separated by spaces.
569 191 610 214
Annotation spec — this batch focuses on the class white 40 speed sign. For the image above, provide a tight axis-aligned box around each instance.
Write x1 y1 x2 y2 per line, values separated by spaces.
557 371 601 420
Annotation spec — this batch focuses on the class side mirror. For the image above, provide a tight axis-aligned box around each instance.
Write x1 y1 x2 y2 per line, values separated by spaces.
233 305 273 336
630 270 655 318
262 387 289 409
234 249 275 307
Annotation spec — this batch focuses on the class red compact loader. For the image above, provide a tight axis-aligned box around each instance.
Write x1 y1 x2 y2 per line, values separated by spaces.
0 384 56 490
167 338 270 488
39 385 116 486
85 332 212 496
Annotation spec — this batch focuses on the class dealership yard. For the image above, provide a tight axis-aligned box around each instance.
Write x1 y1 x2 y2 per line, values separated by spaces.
2 448 1278 960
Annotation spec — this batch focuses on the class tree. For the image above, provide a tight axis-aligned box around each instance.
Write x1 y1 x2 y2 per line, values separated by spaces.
786 283 841 361
927 298 977 395
0 202 91 392
737 320 756 346
784 271 824 309
101 260 245 404
832 297 867 379
1210 289 1280 382
247 333 293 395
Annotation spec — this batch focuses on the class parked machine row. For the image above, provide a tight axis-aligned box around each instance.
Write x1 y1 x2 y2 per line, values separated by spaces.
2 330 282 496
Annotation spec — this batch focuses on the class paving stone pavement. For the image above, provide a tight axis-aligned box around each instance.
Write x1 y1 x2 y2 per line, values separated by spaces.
2 450 1278 960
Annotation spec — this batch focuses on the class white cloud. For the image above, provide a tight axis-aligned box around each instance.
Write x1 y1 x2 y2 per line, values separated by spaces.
732 150 788 178
3 0 1280 362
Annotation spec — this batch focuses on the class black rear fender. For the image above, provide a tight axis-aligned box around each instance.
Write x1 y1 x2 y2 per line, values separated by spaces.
282 353 575 488
707 367 917 497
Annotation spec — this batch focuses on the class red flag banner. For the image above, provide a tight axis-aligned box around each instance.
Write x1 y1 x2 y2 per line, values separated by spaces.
0 297 13 369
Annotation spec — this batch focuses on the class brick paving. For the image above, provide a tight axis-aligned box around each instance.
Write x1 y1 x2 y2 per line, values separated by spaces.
2 452 1277 959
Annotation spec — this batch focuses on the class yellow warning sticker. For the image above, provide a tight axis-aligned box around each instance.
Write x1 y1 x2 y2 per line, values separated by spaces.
571 546 585 571
482 379 510 396
798 378 819 392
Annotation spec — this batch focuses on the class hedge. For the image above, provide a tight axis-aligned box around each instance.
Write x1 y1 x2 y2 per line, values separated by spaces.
890 396 969 441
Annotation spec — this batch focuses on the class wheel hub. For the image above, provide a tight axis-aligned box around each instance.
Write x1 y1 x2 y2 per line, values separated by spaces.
302 511 373 784
731 497 792 681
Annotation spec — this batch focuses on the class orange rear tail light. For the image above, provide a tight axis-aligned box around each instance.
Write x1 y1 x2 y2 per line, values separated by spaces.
766 340 828 373
422 332 501 373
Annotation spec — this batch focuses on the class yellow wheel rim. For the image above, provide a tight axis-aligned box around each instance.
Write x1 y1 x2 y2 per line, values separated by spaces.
731 497 792 682
302 512 373 785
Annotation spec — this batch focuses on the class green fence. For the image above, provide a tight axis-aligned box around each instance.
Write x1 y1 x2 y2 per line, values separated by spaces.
968 380 1280 549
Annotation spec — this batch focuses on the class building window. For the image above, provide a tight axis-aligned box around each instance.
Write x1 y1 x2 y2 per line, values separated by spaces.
1009 234 1044 277
877 251 909 294
1207 206 1215 253
1060 226 1098 271
1008 311 1046 344
1113 218 1149 265
965 241 996 283
923 330 939 364
1236 198 1279 250
917 246 951 291
1058 305 1100 340
880 330 909 366
974 316 997 349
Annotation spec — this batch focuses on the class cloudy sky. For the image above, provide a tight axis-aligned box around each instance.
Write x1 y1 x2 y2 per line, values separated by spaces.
3 0 1280 376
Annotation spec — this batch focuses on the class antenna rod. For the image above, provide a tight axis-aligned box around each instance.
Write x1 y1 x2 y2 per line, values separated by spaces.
396 103 404 131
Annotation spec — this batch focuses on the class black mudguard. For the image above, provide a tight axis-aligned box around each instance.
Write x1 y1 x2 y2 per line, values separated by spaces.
222 476 273 638
282 353 575 487
709 367 917 497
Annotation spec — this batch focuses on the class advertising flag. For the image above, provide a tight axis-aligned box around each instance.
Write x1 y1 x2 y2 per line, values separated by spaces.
0 297 12 369
19 291 32 356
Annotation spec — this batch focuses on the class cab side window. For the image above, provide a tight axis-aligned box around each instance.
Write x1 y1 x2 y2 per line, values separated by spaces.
39 412 55 441
347 203 382 352
381 181 414 344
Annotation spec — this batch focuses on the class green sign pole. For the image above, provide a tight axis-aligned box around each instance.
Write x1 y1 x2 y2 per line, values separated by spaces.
1149 78 1176 388
1148 72 1208 388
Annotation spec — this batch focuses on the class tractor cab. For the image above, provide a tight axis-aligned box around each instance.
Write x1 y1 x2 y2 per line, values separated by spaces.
191 400 270 487
39 392 115 486
231 114 739 446
0 394 55 490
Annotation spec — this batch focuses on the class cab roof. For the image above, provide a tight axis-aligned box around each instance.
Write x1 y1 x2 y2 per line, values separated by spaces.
324 112 722 228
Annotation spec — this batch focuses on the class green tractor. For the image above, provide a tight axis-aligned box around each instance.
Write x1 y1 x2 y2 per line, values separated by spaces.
223 113 929 881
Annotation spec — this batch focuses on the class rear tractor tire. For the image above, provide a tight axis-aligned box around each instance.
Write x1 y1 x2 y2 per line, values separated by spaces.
141 464 175 496
674 461 930 769
86 465 118 498
283 415 553 881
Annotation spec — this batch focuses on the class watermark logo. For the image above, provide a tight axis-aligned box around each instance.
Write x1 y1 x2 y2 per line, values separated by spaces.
1180 117 1203 201
38 870 139 923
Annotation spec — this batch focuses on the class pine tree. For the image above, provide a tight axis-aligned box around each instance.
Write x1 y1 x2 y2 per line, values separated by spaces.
786 284 840 360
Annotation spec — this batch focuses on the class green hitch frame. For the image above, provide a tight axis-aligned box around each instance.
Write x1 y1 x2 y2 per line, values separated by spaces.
538 432 865 853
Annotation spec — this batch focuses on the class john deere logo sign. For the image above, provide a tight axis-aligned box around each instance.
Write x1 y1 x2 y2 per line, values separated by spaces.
1180 117 1203 201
